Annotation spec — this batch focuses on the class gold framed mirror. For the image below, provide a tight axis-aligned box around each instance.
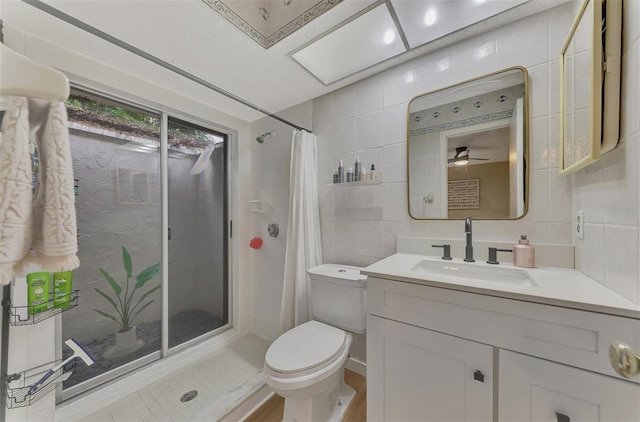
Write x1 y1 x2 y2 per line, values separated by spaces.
407 67 528 220
559 0 622 174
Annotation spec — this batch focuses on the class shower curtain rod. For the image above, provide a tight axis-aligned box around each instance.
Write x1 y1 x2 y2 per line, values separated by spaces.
21 0 312 133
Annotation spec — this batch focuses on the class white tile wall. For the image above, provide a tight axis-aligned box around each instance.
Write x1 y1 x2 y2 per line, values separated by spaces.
356 112 383 151
382 144 406 183
572 0 640 304
530 116 550 170
449 33 496 80
249 103 313 343
333 120 356 155
315 4 579 293
495 11 549 69
356 74 383 116
382 103 407 146
306 2 640 367
333 85 356 122
5 319 56 422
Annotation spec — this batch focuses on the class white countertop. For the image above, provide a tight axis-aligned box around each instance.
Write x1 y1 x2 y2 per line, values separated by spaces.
363 253 640 319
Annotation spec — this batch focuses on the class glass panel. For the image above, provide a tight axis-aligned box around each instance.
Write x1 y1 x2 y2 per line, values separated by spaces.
167 117 227 348
62 92 162 390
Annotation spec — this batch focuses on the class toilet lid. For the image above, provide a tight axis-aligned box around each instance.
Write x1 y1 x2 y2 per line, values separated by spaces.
265 321 346 374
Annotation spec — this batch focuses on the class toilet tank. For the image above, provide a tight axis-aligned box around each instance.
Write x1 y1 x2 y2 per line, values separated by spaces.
307 264 367 334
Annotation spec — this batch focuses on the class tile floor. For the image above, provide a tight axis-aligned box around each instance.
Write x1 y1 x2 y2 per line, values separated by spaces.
69 334 270 422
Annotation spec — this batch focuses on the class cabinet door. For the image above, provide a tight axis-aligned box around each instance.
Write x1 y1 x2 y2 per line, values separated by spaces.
367 315 493 422
499 350 640 421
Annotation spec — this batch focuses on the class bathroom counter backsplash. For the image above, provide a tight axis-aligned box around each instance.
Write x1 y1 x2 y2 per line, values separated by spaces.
395 236 575 269
363 252 640 319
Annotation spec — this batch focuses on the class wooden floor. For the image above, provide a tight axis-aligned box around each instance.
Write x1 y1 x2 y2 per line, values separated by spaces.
245 369 366 422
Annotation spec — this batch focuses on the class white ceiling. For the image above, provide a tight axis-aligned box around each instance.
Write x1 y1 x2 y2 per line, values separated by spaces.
1 0 566 123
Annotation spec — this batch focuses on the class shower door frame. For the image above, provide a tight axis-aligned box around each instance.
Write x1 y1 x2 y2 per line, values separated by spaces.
59 87 234 400
162 113 232 354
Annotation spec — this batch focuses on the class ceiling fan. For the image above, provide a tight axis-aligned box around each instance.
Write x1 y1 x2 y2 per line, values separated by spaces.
448 146 489 166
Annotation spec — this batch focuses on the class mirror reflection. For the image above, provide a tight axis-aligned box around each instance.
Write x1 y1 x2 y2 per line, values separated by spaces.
408 67 528 220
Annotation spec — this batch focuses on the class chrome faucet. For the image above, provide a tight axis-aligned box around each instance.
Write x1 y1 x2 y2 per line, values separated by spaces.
464 217 475 262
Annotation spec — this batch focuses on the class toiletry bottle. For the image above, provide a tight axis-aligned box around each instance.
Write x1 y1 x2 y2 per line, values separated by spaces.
355 156 361 182
11 276 28 321
53 271 73 309
347 167 354 183
333 170 339 184
513 235 535 268
370 164 376 181
27 271 50 314
338 160 344 183
361 166 367 182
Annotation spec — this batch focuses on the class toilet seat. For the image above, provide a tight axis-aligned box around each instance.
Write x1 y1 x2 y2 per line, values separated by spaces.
265 321 347 378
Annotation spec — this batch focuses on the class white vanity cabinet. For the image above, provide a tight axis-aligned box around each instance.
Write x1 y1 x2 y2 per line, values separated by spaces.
368 315 493 421
366 276 640 422
499 350 640 421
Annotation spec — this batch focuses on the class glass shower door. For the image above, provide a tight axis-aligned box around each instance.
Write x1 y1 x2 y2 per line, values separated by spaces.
62 91 162 393
167 117 228 348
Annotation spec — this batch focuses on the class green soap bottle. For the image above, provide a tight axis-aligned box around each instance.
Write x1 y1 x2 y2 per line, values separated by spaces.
27 272 50 314
53 271 73 309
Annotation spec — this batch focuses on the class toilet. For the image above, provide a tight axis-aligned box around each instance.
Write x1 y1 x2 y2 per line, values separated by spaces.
263 264 367 422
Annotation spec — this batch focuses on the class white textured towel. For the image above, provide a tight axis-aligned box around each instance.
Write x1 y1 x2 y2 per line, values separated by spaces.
0 97 79 285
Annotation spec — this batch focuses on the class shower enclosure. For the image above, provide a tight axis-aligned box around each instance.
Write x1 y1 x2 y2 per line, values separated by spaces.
167 117 228 349
61 90 229 397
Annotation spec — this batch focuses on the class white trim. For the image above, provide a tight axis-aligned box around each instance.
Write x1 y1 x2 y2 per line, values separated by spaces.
345 356 367 378
439 133 448 217
515 98 525 217
161 113 169 356
221 385 275 422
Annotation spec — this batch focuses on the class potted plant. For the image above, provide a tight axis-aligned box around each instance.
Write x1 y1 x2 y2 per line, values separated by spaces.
94 246 161 352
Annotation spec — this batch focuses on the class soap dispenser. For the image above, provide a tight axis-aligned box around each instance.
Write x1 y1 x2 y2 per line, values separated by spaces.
513 235 535 268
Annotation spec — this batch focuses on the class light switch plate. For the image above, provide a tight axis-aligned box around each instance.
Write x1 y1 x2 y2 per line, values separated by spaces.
576 210 584 240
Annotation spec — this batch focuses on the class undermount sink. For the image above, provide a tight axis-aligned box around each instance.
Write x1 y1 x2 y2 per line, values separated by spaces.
409 259 537 288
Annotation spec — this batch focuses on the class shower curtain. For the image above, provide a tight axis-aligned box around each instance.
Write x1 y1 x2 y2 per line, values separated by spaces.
279 129 322 332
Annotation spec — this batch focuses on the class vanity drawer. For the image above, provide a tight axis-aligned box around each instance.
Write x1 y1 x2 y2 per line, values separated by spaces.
367 277 640 384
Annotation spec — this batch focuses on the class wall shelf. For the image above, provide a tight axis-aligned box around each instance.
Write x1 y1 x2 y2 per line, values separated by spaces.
249 200 267 213
4 360 76 409
327 179 382 188
8 290 79 326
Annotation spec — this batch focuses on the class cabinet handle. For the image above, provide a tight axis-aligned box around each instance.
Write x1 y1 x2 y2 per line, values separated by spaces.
473 370 484 383
609 342 640 378
555 412 570 422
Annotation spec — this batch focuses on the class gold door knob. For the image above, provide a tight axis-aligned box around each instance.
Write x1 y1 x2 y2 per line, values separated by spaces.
609 342 640 378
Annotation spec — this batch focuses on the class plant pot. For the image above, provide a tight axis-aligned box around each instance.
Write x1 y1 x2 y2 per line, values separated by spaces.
116 326 137 352
104 326 144 360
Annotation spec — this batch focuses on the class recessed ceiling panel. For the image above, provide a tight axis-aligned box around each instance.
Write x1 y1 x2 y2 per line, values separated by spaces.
391 0 530 48
204 0 344 49
291 4 406 85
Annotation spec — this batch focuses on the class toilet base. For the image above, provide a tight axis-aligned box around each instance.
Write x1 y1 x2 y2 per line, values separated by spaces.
282 377 356 422
329 382 356 422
